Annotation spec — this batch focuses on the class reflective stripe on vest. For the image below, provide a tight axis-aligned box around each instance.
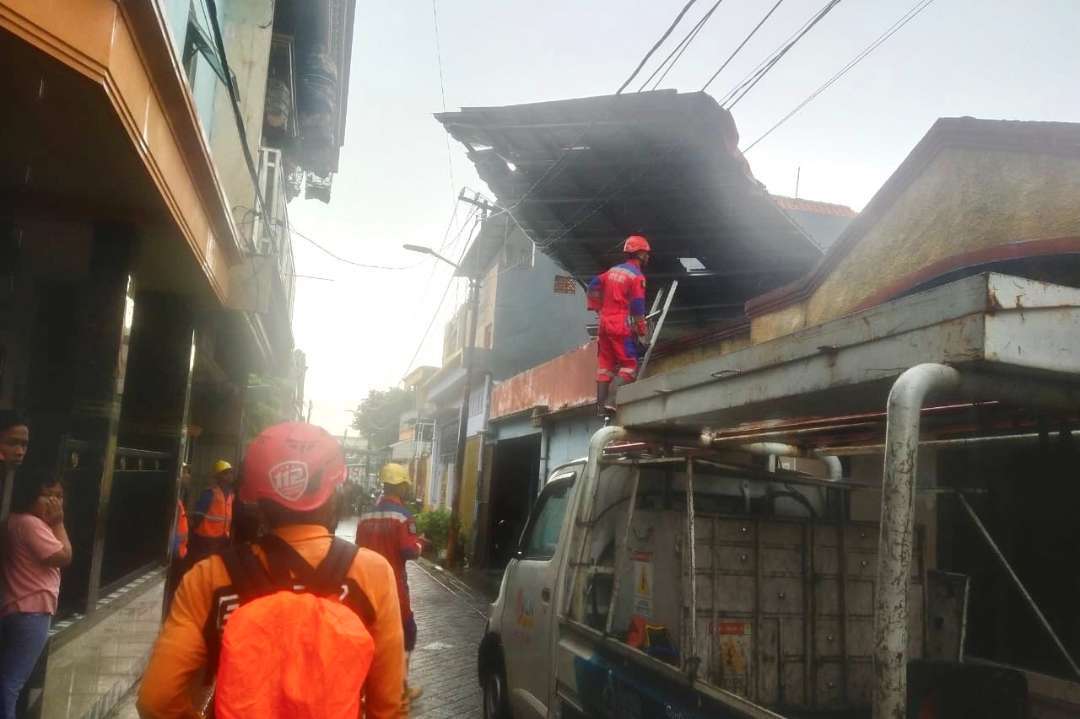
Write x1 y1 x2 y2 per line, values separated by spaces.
195 486 233 539
176 499 189 558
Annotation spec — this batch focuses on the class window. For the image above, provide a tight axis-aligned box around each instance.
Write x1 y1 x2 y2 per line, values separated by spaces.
483 323 493 348
182 4 228 87
519 476 574 561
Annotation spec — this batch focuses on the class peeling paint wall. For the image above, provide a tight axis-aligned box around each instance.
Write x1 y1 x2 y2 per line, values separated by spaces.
489 341 596 419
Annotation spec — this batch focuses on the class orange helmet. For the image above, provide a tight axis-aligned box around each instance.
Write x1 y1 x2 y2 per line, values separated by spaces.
239 422 346 512
623 235 651 254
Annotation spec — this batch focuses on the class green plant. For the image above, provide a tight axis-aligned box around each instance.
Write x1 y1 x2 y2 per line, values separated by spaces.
415 509 455 556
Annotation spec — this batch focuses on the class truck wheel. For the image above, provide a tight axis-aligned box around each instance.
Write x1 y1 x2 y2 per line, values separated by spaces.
482 660 511 719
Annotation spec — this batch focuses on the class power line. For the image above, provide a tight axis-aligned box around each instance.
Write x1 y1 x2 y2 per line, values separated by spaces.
744 0 938 153
291 229 420 270
727 0 843 108
700 0 786 92
616 0 701 95
718 4 831 106
290 195 477 272
432 0 456 201
468 4 699 244
640 0 726 92
204 0 270 229
721 0 844 109
402 215 482 376
476 2 832 256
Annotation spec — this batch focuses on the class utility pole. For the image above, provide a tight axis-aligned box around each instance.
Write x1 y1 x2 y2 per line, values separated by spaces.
402 203 489 567
445 273 481 567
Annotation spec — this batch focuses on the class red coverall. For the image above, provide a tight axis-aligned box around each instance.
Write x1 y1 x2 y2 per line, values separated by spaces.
356 495 423 650
587 258 647 383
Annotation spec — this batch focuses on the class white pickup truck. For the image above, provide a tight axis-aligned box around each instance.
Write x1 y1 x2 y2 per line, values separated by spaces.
477 274 1080 719
479 427 951 719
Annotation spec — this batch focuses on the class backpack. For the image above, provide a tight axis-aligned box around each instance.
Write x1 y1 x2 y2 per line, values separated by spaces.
211 535 376 719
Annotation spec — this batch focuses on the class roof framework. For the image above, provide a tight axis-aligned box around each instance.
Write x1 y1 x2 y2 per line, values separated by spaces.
437 91 823 328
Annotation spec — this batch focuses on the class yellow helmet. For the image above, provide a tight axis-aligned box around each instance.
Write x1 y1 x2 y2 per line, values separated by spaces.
380 463 411 486
213 459 233 474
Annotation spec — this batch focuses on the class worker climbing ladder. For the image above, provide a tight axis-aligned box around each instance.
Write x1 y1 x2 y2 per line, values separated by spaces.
601 280 677 425
638 280 677 379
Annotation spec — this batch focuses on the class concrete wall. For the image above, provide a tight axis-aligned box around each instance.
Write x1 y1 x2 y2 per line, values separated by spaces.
753 146 1080 343
648 332 751 375
209 0 275 239
491 248 591 381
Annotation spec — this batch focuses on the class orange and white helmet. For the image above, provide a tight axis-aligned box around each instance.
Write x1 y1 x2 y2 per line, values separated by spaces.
239 422 345 512
623 235 651 254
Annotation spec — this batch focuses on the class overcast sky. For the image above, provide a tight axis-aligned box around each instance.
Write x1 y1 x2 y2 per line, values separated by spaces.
287 0 1079 435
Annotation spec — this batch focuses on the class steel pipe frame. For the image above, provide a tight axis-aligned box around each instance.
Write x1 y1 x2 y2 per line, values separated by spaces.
874 364 1080 719
820 429 1080 457
731 441 844 481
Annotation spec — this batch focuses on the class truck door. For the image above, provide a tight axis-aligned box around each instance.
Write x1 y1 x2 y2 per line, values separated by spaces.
501 471 576 719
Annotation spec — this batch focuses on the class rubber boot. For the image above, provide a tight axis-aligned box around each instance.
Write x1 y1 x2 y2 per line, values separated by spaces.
597 381 614 416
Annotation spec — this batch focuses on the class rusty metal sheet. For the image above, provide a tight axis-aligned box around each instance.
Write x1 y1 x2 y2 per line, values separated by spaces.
489 341 595 420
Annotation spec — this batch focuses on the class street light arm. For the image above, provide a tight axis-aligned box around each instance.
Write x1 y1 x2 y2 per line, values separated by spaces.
402 243 461 272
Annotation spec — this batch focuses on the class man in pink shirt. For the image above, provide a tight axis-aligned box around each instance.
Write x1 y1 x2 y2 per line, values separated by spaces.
0 462 72 719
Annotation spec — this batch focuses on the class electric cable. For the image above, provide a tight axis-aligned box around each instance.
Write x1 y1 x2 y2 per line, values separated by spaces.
291 229 419 270
699 0 787 93
432 0 456 200
402 215 482 376
617 0 701 94
742 0 938 153
204 0 271 228
716 0 843 108
638 0 725 92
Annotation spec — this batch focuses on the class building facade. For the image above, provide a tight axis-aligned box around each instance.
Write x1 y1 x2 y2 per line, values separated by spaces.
420 213 592 555
0 0 355 713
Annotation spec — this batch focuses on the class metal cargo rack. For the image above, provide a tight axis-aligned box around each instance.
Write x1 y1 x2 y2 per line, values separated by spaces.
609 272 1080 718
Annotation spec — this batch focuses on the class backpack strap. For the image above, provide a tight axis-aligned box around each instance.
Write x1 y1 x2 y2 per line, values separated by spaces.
242 534 377 625
311 537 359 594
219 544 274 603
257 534 315 589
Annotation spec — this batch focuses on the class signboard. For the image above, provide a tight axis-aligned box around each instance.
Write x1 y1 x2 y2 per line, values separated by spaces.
631 551 653 618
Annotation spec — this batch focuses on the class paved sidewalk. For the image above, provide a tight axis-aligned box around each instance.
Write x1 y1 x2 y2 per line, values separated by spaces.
106 519 489 718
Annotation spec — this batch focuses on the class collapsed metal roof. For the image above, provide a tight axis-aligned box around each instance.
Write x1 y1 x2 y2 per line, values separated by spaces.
436 90 823 328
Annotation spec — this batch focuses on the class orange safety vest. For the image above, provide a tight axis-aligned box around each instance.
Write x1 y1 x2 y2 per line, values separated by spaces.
176 499 189 558
194 486 234 539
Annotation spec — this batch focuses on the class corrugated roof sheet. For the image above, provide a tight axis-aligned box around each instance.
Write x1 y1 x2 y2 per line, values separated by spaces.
436 91 824 330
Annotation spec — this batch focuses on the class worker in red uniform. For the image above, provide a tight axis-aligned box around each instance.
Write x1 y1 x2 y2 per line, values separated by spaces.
587 235 651 415
356 463 425 705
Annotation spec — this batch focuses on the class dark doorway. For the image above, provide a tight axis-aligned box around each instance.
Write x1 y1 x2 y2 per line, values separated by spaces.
488 433 541 569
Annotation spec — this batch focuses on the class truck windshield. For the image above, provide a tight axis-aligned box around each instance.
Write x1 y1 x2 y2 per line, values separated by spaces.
519 475 574 561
